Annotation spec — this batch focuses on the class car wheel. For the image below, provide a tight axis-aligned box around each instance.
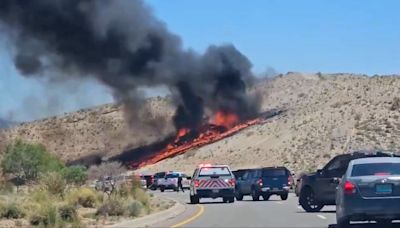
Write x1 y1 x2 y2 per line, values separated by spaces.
299 187 324 212
190 195 199 204
160 186 165 192
235 192 243 201
280 192 288 200
336 216 350 228
262 194 270 201
228 197 235 203
251 189 260 201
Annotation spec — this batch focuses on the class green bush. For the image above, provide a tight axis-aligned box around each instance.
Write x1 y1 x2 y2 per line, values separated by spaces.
1 140 64 182
0 201 25 219
66 187 99 208
28 202 57 226
132 188 150 208
127 200 143 217
40 172 66 196
61 165 87 185
96 199 124 216
58 204 77 222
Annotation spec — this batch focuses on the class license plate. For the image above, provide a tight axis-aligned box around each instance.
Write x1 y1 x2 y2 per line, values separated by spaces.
212 189 219 193
376 184 392 194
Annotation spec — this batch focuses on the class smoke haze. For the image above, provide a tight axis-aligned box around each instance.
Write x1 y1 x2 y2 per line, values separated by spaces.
0 0 259 131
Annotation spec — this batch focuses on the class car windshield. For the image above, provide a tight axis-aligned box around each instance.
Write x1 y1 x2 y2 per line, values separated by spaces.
262 168 287 177
166 173 179 178
199 167 231 177
351 163 400 176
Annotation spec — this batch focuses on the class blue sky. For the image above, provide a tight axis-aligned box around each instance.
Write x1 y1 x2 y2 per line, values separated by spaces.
1 0 399 121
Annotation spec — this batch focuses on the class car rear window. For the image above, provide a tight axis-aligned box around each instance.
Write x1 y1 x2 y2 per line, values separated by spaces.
262 168 288 177
199 167 231 177
351 163 400 176
166 173 179 178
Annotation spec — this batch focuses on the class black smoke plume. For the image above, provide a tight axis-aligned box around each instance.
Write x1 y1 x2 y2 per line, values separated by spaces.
0 0 259 132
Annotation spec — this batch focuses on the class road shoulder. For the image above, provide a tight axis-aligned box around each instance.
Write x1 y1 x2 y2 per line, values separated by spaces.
107 197 186 228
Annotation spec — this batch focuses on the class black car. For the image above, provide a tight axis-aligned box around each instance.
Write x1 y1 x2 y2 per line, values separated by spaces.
298 150 398 212
235 167 292 201
150 172 166 190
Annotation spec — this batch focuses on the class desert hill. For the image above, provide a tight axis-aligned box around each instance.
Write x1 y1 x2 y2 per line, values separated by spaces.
1 73 400 174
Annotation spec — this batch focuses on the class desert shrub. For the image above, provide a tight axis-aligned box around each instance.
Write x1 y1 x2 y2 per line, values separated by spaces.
117 183 130 198
96 198 124 216
132 188 150 211
40 172 66 196
127 200 143 217
0 202 25 219
58 204 77 222
391 97 400 111
28 201 57 226
66 187 99 208
1 140 64 182
0 180 14 194
61 165 87 185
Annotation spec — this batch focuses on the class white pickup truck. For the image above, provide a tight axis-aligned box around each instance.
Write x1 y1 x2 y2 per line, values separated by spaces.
158 172 191 192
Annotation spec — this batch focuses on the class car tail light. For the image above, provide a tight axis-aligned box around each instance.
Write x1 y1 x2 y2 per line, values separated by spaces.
256 178 263 186
194 179 200 188
375 172 391 176
344 181 356 195
228 179 236 187
288 176 292 185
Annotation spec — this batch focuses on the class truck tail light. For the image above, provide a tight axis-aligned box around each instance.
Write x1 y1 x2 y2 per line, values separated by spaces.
344 181 356 195
228 179 236 187
256 178 263 186
194 179 200 188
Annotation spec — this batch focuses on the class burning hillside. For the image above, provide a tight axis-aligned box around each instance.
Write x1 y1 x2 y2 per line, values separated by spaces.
109 110 281 169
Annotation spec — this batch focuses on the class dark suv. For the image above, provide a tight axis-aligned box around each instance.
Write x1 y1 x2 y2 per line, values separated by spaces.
298 150 398 212
235 167 292 201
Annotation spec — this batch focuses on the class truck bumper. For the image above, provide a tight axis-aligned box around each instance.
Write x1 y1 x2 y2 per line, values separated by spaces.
196 189 235 198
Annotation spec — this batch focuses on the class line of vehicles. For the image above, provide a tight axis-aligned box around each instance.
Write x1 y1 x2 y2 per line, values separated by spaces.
93 150 400 227
295 150 400 227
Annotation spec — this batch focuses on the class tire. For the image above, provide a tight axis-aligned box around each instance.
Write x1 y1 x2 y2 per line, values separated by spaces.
190 195 199 204
251 188 260 201
299 187 324 212
160 186 165 192
235 192 243 201
336 216 350 228
280 192 288 200
228 197 235 203
262 194 270 201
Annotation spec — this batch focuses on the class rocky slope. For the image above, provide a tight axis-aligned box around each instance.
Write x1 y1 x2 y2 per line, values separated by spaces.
1 73 400 173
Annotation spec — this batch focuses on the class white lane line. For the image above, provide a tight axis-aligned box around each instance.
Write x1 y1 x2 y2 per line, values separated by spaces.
275 202 283 204
317 215 327 220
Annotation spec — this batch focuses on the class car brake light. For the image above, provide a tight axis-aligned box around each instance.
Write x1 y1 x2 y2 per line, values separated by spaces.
194 179 200 188
228 179 236 187
288 176 292 185
256 178 263 186
344 181 356 194
375 172 390 176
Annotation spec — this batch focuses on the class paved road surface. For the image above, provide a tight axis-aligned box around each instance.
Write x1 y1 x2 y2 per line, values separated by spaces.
153 191 395 228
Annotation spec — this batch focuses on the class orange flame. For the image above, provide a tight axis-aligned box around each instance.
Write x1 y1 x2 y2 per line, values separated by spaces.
174 128 190 143
211 111 239 129
132 116 264 169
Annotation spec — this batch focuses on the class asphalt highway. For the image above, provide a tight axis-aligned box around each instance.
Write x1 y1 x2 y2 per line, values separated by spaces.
153 191 396 228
